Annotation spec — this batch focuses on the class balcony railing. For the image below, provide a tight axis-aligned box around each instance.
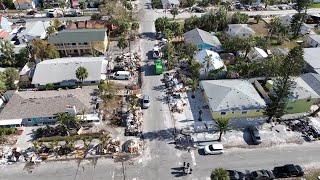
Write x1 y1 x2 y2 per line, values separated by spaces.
55 44 91 49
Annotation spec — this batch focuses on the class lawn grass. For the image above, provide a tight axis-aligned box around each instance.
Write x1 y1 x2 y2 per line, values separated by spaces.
305 170 320 180
276 41 299 49
309 3 320 8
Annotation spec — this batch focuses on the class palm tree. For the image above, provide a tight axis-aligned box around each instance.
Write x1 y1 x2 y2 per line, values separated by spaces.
46 26 56 35
268 16 281 40
189 58 202 78
188 78 198 99
214 118 231 142
32 141 40 153
204 55 213 79
75 66 88 84
210 168 230 180
244 37 256 58
170 7 179 20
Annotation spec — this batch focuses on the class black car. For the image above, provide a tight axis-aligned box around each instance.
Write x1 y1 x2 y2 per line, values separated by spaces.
14 19 26 25
273 164 304 178
227 170 245 180
248 126 262 145
250 170 275 180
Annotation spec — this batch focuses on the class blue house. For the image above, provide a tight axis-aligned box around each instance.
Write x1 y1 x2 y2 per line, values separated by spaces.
0 15 12 32
183 28 223 52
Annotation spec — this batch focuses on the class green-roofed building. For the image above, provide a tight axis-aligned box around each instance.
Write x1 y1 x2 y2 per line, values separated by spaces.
48 29 108 56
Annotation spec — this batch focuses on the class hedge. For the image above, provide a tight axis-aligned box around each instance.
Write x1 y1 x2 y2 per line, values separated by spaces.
0 128 15 135
37 133 111 142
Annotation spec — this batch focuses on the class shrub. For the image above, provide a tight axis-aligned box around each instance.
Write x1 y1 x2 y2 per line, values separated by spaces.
0 128 15 135
37 133 111 142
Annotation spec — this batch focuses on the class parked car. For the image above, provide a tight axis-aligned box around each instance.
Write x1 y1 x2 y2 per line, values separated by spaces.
14 19 26 25
153 46 162 59
236 4 244 9
142 95 150 109
248 126 262 145
204 144 224 155
111 71 131 80
250 170 275 180
155 32 164 40
273 164 304 178
227 170 245 180
192 6 206 13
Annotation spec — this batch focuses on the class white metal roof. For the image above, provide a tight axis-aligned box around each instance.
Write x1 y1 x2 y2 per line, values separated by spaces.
0 119 22 126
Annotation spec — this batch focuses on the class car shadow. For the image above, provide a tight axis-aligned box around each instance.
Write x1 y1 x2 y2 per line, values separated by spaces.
243 129 254 145
197 148 206 156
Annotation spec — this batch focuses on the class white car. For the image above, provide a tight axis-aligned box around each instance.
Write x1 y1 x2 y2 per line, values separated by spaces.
153 46 162 59
142 95 150 109
204 144 224 155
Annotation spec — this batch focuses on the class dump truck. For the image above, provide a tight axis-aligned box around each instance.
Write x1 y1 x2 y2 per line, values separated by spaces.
155 60 163 75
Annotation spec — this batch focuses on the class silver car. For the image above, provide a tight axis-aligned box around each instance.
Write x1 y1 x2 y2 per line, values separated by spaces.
142 95 150 109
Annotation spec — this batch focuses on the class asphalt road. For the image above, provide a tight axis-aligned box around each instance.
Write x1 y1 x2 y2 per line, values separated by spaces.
2 2 320 180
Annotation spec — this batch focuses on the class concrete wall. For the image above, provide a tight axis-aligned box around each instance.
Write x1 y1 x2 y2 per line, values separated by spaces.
285 98 318 114
22 116 57 126
229 117 266 129
212 109 265 120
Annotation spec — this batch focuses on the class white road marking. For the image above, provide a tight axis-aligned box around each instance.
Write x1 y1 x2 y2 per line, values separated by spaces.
190 150 197 166
112 171 114 180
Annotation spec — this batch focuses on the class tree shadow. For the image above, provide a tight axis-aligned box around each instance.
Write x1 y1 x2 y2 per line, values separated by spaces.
171 166 189 177
140 32 156 41
242 129 254 145
141 128 175 141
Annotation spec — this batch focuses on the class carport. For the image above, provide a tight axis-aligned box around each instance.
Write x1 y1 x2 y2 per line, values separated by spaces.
0 119 22 128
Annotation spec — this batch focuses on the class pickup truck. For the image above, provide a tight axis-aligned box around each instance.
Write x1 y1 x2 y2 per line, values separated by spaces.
273 164 304 178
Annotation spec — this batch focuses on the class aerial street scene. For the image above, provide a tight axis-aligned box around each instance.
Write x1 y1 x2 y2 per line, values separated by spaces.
1 0 320 179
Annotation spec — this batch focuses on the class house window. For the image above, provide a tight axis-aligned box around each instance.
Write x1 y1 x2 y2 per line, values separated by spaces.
75 82 81 84
287 107 294 110
49 117 52 120
221 112 226 115
27 119 31 122
91 81 96 84
72 43 76 45
256 110 260 112
53 83 60 86
241 111 247 114
84 42 88 45
307 99 311 102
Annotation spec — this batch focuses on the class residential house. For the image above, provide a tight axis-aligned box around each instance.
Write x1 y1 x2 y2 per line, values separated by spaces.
266 77 320 114
0 87 100 127
0 30 10 39
17 21 50 44
194 49 225 79
303 48 320 74
301 73 320 97
161 0 179 9
226 24 255 38
0 15 12 32
31 57 108 88
200 79 266 120
13 0 35 10
48 29 108 56
280 15 311 35
307 35 320 47
247 47 268 62
183 28 223 52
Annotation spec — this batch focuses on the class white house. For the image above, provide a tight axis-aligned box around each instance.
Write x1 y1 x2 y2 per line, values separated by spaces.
13 0 35 10
195 49 225 78
307 35 320 47
161 0 180 9
17 21 51 44
32 57 109 88
227 24 255 38
247 47 268 62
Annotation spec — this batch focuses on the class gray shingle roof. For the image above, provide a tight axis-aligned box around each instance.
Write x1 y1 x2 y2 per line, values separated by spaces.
228 24 255 36
308 34 320 43
161 0 180 5
18 21 50 38
289 76 320 100
0 87 99 120
183 28 221 47
304 48 320 71
31 57 107 86
200 80 266 112
48 29 107 44
300 73 320 96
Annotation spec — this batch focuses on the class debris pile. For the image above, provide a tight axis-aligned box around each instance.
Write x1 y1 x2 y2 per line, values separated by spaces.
0 147 26 165
163 72 187 113
175 135 195 150
105 139 120 154
280 118 320 141
125 110 143 136
123 139 143 154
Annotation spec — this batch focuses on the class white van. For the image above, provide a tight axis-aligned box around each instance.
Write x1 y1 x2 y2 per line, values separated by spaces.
112 71 131 80
153 46 162 59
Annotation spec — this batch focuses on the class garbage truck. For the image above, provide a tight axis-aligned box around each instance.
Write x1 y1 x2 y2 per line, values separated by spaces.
155 60 163 75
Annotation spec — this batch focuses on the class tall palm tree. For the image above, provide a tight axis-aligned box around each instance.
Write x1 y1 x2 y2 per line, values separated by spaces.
32 141 40 153
204 55 213 79
268 16 281 40
210 168 230 180
214 118 231 142
75 66 88 84
188 78 198 99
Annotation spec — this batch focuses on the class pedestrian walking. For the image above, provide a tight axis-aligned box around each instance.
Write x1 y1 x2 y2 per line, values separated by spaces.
187 163 190 169
183 162 186 167
189 168 192 174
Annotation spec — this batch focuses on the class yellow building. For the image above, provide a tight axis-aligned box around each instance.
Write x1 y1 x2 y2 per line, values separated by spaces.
48 29 108 56
200 80 266 120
